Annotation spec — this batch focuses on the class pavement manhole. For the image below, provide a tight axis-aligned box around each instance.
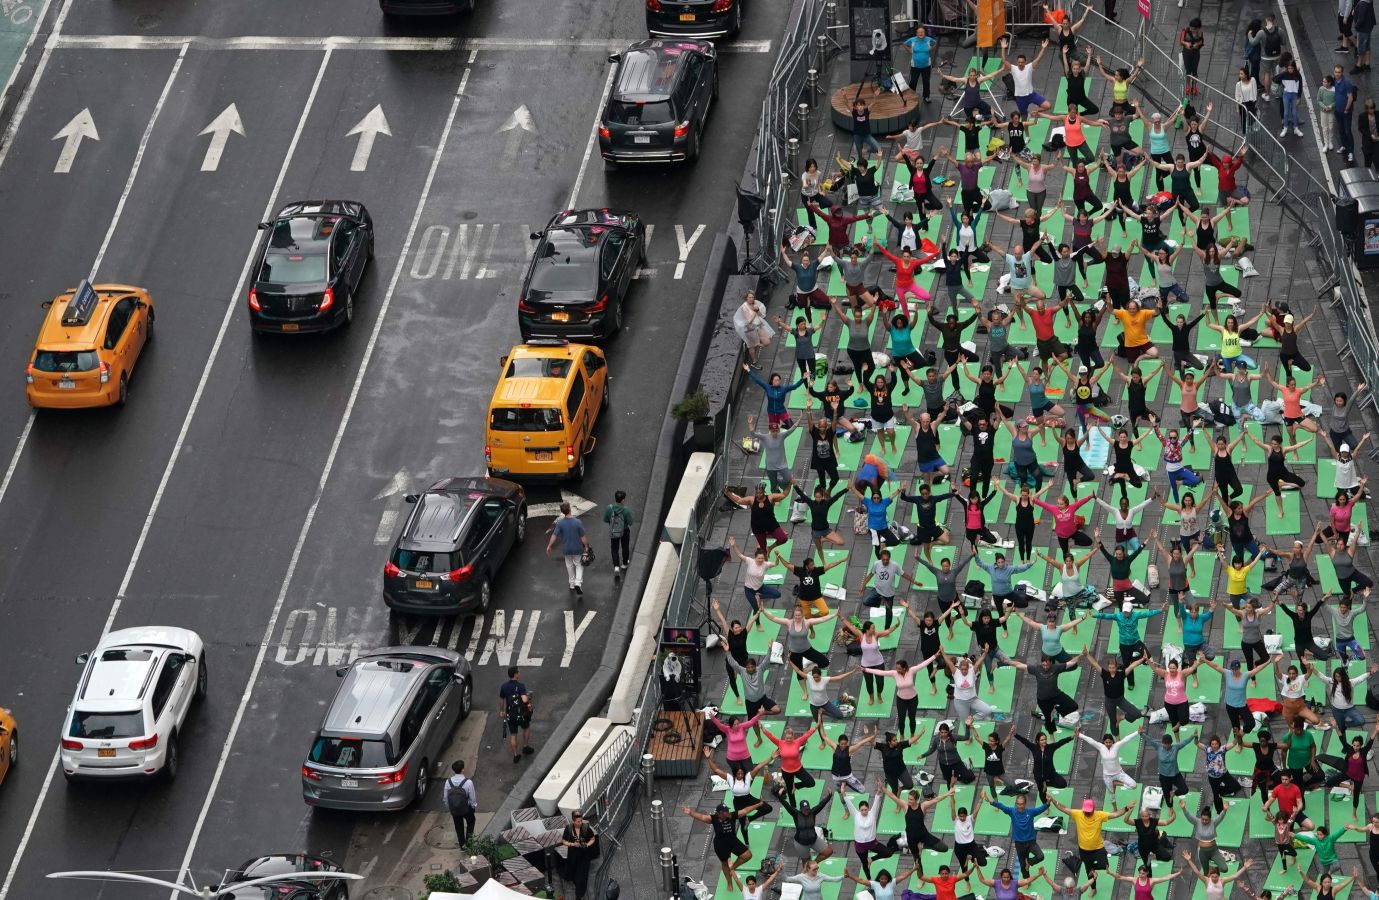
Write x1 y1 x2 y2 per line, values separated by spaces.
425 823 462 850
361 888 413 900
134 13 162 29
461 210 478 220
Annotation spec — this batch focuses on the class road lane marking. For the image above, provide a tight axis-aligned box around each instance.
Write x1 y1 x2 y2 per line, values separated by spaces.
374 509 399 545
90 46 187 276
346 104 390 172
673 223 707 279
171 57 476 893
0 46 336 900
566 64 618 211
0 412 33 509
49 106 96 172
0 0 76 172
197 102 244 172
48 34 773 53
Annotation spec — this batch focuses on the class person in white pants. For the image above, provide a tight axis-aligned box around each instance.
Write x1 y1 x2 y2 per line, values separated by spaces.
1076 727 1140 793
546 502 589 595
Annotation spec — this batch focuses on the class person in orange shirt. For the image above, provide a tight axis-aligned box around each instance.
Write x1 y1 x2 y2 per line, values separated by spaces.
1112 299 1159 364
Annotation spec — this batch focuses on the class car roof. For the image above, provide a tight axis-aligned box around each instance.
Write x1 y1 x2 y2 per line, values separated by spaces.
36 283 149 350
613 42 703 101
491 343 601 407
275 199 365 219
400 490 477 548
78 647 164 708
547 208 639 230
324 648 462 735
100 626 199 653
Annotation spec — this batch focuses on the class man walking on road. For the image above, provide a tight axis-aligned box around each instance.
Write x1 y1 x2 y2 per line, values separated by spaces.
547 502 589 595
603 490 635 579
500 667 535 763
443 760 477 846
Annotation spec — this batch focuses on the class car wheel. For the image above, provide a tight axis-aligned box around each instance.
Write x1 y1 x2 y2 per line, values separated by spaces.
195 654 208 701
515 506 528 544
459 680 473 720
163 733 179 783
609 298 623 335
146 310 155 341
687 130 701 163
413 759 429 804
116 374 129 407
7 730 16 769
602 378 610 412
638 232 648 266
569 454 586 482
712 70 720 100
343 291 355 327
476 577 492 614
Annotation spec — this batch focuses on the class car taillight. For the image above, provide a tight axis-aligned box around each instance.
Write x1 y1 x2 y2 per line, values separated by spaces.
588 295 608 313
598 126 611 140
384 561 401 579
98 362 110 384
61 739 83 751
646 0 662 9
566 445 576 464
518 297 536 314
128 734 158 751
318 288 334 312
485 445 492 462
673 121 691 139
712 0 731 10
248 288 261 311
376 763 407 785
25 364 34 385
442 564 475 583
302 765 323 781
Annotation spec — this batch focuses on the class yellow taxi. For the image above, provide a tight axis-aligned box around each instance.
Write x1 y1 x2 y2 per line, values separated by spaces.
0 705 15 787
485 339 607 481
26 281 154 409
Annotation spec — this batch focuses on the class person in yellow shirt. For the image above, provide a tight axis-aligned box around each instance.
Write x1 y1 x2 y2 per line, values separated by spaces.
1050 796 1136 889
1222 545 1267 606
1112 298 1160 364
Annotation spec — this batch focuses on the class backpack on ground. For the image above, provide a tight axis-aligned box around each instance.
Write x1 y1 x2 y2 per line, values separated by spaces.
446 775 472 817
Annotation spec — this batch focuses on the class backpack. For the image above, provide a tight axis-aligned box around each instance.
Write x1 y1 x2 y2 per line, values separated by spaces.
505 686 531 720
446 776 472 817
608 505 626 538
1263 28 1282 56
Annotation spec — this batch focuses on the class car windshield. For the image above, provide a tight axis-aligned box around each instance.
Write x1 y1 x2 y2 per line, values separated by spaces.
506 357 572 378
309 735 391 768
70 710 143 739
391 549 455 573
32 350 99 373
529 231 599 292
261 252 327 285
490 407 563 432
608 100 674 126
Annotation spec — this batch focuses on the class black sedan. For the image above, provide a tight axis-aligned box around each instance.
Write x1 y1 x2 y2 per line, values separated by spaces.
247 200 374 334
647 0 745 39
383 476 527 617
216 853 350 899
518 209 645 341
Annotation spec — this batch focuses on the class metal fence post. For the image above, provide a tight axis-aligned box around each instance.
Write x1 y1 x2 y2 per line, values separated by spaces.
796 103 811 142
650 799 665 846
787 137 800 172
826 0 838 29
816 34 828 75
641 753 656 798
660 848 675 894
807 68 819 104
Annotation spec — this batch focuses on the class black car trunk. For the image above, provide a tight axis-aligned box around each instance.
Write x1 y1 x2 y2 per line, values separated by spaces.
256 282 330 319
607 99 677 150
526 289 603 326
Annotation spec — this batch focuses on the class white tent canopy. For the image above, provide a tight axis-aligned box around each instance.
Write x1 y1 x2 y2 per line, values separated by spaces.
430 876 538 900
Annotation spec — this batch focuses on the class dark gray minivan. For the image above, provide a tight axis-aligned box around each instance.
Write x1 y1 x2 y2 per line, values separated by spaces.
302 647 472 811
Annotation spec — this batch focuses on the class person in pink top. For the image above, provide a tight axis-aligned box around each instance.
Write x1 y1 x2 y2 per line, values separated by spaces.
1145 656 1205 741
865 652 942 739
710 712 763 774
877 244 933 313
1032 492 1095 554
1320 481 1369 545
764 724 818 798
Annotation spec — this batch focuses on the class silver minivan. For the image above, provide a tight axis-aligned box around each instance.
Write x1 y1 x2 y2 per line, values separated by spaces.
301 646 472 811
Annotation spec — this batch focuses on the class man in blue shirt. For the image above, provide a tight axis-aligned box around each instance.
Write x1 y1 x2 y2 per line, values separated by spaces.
983 789 1049 876
499 668 535 762
903 26 938 103
546 502 589 595
1334 64 1358 162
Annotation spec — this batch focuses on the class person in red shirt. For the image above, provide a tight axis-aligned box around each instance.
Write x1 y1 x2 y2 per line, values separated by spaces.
809 202 879 250
877 244 932 314
1206 145 1250 227
1262 770 1315 830
1017 295 1073 368
763 724 818 797
922 863 978 900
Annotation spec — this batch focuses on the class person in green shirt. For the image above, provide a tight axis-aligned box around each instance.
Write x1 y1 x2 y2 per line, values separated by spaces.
1318 74 1338 152
1296 824 1344 875
603 491 635 578
1281 718 1321 786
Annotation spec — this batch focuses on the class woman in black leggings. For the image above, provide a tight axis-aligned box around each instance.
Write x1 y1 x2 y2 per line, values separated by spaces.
1105 427 1148 501
1014 731 1072 801
997 481 1045 561
1213 432 1247 500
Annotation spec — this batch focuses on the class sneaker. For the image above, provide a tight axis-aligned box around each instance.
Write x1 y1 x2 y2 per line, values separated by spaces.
1353 66 1366 74
574 585 583 595
1280 126 1289 137
513 754 521 763
1294 128 1304 137
523 745 535 755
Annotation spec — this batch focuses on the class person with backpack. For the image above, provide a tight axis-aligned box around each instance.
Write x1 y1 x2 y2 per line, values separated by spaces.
499 667 535 763
443 760 477 845
603 490 635 579
546 502 590 595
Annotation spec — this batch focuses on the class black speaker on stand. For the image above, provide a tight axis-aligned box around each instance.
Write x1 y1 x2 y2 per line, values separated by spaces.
738 183 780 279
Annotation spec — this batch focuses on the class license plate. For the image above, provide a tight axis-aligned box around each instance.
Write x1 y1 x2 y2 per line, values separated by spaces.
415 579 433 589
679 12 695 20
633 135 652 144
57 380 76 390
281 323 300 332
98 748 116 758
551 311 570 322
340 777 359 788
535 451 553 461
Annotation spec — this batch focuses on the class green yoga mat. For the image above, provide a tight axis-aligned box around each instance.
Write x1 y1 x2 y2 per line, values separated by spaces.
1261 847 1314 894
853 675 898 720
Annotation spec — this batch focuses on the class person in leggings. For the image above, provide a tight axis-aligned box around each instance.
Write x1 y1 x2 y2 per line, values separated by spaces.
883 786 953 870
764 725 818 798
877 729 927 797
682 801 765 889
866 653 940 738
1015 731 1072 800
1125 806 1177 870
1342 812 1379 875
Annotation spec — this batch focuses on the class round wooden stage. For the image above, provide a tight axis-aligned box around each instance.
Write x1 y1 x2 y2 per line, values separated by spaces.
829 81 923 135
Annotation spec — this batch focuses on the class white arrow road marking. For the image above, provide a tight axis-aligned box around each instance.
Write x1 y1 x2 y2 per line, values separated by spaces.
498 104 536 133
372 467 412 500
374 509 399 545
51 108 97 173
198 103 244 172
346 104 391 172
526 490 595 518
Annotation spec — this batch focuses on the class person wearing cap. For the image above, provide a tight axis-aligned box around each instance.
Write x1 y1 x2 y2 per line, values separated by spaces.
1049 795 1136 886
680 800 764 890
779 788 835 862
1329 435 1371 501
1202 654 1277 737
1093 600 1160 682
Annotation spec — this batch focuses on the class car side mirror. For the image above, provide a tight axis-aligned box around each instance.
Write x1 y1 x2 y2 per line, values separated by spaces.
499 354 509 367
453 671 466 682
257 222 271 230
335 665 349 677
608 53 621 64
75 652 90 665
404 494 419 504
529 232 541 241
41 300 53 309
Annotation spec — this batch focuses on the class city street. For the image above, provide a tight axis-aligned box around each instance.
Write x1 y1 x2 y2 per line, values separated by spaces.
0 0 782 896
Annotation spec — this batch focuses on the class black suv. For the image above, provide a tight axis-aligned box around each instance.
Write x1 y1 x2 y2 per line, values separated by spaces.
599 40 717 168
382 477 526 616
646 0 745 39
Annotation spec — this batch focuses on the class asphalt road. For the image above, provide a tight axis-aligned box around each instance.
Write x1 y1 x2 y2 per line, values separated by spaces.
0 0 782 895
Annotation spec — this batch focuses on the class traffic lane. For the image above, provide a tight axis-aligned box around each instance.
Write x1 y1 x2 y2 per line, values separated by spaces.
0 48 179 469
5 51 473 892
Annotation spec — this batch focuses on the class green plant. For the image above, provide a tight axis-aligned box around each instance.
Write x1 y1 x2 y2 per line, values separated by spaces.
463 835 505 869
671 389 710 422
421 871 461 899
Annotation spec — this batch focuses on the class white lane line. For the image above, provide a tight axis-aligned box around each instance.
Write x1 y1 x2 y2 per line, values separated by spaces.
49 34 773 53
0 48 337 900
1275 0 1337 191
0 413 34 510
169 61 475 892
0 0 78 174
90 44 187 278
565 65 617 211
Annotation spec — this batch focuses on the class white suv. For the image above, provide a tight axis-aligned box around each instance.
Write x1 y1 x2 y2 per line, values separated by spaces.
60 626 207 782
